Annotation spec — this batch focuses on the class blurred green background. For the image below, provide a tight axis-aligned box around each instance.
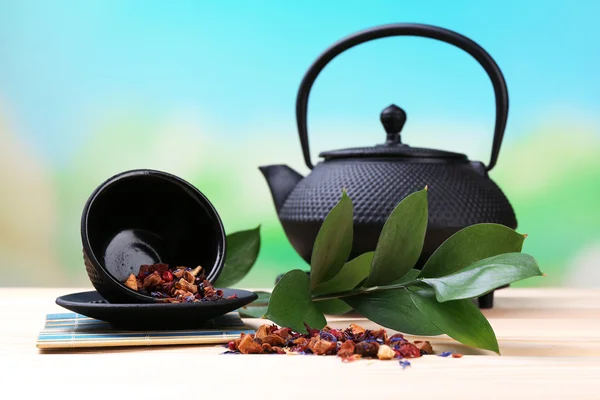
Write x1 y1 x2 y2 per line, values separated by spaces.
1 1 598 288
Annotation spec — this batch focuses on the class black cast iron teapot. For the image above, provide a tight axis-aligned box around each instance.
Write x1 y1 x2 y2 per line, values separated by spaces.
260 23 517 275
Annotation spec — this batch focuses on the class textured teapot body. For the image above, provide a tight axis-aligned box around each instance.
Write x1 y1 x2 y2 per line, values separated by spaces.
262 22 519 283
276 159 517 266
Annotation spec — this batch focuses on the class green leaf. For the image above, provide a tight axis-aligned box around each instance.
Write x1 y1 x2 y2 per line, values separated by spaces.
312 253 374 316
265 270 326 333
419 223 525 278
390 268 420 284
310 190 354 290
315 298 352 315
237 291 270 318
214 225 261 288
343 288 443 336
422 253 542 302
364 188 428 287
408 285 499 354
310 268 423 303
313 252 373 295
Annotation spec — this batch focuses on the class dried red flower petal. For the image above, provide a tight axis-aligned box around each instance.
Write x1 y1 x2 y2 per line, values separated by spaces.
303 323 320 337
138 264 153 277
388 333 405 344
153 264 169 273
161 271 173 282
397 342 421 358
124 263 224 303
328 329 343 340
226 323 436 361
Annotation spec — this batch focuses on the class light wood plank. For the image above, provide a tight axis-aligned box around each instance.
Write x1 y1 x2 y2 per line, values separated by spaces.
1 287 599 399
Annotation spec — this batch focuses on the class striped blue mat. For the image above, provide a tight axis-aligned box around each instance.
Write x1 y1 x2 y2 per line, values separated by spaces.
37 312 255 349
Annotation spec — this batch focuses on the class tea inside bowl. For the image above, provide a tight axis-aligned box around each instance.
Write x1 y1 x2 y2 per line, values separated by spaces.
82 169 226 303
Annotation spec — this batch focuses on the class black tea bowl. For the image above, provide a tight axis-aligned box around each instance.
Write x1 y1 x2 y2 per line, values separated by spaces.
81 169 226 304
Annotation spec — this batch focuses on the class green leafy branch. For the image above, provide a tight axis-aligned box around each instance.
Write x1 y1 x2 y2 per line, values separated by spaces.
261 188 543 354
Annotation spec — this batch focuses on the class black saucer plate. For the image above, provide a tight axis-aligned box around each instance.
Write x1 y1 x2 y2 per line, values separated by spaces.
56 289 258 330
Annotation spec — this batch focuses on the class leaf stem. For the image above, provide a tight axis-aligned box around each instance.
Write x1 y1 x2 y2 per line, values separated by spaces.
311 279 421 301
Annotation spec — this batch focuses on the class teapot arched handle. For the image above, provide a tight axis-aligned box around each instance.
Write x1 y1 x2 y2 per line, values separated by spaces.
296 23 508 172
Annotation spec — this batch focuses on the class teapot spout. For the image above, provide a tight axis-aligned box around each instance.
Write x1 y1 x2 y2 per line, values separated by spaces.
259 164 303 213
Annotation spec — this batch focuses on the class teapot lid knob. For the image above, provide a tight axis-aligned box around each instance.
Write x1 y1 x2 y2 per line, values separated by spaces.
380 104 407 145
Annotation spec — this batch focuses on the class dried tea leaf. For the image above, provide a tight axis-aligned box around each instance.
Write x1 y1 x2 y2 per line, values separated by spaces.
309 338 336 355
262 334 286 346
142 272 162 289
255 324 271 341
337 340 355 358
238 334 263 354
175 278 198 294
173 269 186 279
124 274 138 291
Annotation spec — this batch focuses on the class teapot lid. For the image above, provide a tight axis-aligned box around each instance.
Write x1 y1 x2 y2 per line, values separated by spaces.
319 104 467 161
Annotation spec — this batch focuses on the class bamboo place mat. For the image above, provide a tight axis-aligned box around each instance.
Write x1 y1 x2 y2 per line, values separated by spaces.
36 312 255 350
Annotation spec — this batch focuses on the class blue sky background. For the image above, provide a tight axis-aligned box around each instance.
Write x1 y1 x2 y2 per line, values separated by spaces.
1 0 599 287
1 0 598 165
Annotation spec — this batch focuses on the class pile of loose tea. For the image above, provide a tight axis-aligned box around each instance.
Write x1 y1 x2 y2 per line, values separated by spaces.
123 263 234 303
226 322 438 362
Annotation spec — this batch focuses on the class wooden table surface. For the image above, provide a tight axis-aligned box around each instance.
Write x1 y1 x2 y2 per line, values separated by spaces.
1 287 599 399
